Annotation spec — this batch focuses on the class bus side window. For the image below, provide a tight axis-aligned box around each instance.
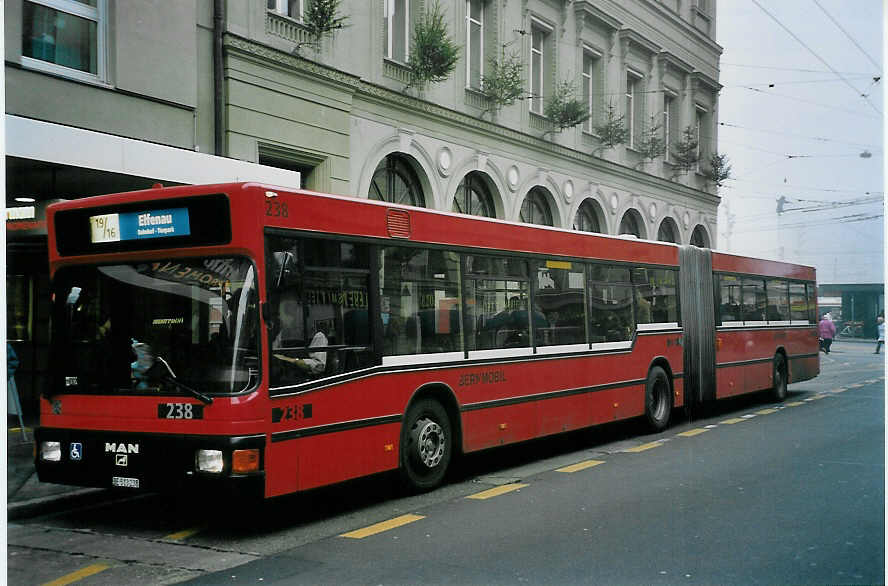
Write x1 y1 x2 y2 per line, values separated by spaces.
588 264 634 343
741 277 766 322
719 274 741 323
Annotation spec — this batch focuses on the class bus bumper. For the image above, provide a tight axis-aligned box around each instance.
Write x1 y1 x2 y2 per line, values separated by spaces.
34 427 266 500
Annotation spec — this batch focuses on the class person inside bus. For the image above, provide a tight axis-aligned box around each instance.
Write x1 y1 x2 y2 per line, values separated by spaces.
274 323 328 376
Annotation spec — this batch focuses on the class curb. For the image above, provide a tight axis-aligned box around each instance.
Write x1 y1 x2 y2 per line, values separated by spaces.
8 488 111 521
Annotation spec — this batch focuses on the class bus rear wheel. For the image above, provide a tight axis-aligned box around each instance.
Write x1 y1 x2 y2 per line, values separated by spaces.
400 398 452 492
645 366 673 432
771 354 788 402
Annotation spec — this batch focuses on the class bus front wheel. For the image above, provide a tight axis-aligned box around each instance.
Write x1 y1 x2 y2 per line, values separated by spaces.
771 354 788 402
645 366 673 432
400 398 452 492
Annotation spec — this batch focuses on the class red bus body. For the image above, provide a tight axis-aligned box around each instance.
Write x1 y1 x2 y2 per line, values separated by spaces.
37 183 819 498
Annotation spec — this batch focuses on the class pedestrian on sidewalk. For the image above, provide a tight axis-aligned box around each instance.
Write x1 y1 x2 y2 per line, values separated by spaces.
875 316 884 354
7 343 27 439
819 314 836 354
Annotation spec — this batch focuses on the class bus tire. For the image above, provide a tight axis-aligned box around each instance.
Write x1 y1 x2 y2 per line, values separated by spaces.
644 366 673 433
400 398 452 492
771 354 788 402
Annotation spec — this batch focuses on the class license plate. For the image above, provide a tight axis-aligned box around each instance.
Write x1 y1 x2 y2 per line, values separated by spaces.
111 476 140 488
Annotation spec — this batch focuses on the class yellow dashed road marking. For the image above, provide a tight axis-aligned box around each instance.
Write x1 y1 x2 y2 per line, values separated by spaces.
556 460 605 473
677 428 709 437
340 514 425 539
807 394 828 401
164 527 203 541
720 417 745 425
42 563 110 586
755 408 778 415
624 441 664 453
466 483 528 500
786 401 804 406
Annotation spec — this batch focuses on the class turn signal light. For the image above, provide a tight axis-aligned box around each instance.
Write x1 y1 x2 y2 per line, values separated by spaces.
232 449 260 473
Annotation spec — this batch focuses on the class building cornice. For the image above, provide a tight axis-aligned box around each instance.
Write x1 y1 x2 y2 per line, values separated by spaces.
222 34 719 207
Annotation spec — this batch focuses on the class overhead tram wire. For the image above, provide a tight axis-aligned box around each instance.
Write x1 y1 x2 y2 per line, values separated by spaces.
811 0 882 73
733 85 881 119
749 0 882 115
721 63 873 75
719 121 880 149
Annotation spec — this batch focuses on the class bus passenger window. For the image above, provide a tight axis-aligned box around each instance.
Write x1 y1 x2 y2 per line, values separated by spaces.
533 261 586 346
632 268 679 325
789 282 808 322
588 265 634 342
464 255 530 351
266 235 373 386
380 247 462 356
719 275 741 323
766 279 790 322
741 278 766 322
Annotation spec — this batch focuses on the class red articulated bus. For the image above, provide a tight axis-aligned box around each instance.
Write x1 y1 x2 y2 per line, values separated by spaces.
36 183 819 498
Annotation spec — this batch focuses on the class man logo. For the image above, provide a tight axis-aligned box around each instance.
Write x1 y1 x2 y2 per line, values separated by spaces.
105 442 139 454
115 454 128 467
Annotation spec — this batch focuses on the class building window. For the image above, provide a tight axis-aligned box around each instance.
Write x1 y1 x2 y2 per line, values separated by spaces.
656 218 679 243
369 154 425 207
268 0 305 20
626 70 643 148
690 224 710 248
574 200 603 233
453 172 495 218
22 0 106 83
520 187 553 226
619 209 646 239
529 24 550 115
663 92 678 162
466 0 484 89
385 0 409 63
582 48 602 133
695 105 709 171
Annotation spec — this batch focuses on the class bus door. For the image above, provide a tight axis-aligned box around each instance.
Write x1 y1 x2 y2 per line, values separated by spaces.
679 246 716 407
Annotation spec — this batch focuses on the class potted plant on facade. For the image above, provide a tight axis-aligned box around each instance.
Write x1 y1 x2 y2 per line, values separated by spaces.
669 125 700 177
479 50 524 119
294 0 348 53
406 1 460 92
701 152 732 188
592 101 629 155
543 80 590 135
635 115 667 168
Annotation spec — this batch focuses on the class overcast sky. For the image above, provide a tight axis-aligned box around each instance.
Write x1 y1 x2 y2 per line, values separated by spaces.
714 0 883 284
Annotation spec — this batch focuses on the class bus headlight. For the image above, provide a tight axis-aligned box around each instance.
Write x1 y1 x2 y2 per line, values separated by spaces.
196 449 224 473
40 441 62 462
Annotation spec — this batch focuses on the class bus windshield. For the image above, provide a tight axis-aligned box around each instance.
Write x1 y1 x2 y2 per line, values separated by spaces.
49 256 259 397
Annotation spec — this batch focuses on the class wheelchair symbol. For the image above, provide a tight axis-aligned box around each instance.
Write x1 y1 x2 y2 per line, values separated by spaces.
70 443 83 461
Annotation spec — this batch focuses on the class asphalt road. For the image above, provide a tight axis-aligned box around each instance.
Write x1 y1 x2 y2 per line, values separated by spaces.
8 342 884 585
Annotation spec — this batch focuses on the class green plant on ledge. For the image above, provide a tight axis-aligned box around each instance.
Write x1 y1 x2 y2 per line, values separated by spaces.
479 50 524 117
406 1 460 91
636 116 667 163
543 80 590 132
670 125 700 174
702 152 732 187
592 102 629 151
295 0 348 52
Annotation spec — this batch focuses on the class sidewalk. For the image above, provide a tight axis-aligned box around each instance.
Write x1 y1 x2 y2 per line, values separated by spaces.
7 418 107 521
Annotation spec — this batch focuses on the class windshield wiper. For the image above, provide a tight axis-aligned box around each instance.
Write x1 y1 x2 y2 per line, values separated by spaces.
149 356 214 405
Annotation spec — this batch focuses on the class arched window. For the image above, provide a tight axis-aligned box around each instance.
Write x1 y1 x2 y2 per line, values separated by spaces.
453 172 495 218
573 199 603 233
520 187 553 226
369 154 425 207
657 218 679 243
618 209 646 239
690 225 710 248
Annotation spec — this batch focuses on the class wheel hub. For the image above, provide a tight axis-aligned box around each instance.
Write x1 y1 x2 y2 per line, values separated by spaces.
412 418 445 468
